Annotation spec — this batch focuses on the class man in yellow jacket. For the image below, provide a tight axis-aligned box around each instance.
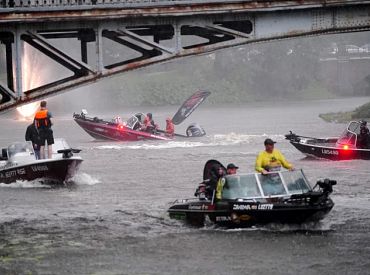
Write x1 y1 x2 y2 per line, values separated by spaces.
255 138 294 174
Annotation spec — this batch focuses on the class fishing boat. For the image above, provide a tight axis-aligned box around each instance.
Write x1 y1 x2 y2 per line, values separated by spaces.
73 91 209 141
0 138 83 184
168 160 335 228
285 121 370 160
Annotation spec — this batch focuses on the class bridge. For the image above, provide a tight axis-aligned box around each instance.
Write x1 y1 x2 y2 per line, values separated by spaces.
1 0 370 112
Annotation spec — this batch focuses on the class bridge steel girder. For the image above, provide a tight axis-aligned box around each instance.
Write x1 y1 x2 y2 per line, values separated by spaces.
0 1 370 112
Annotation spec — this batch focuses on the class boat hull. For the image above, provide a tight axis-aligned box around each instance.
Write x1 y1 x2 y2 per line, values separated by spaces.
168 198 334 228
74 117 170 141
290 141 370 160
0 158 83 184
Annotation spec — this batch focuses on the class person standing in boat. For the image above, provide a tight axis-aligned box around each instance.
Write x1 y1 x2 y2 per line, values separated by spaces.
165 117 175 137
357 121 369 149
34 101 54 159
25 122 41 159
255 138 294 175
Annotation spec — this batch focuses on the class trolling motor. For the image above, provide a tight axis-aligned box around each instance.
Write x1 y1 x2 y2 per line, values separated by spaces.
57 149 82 159
285 131 300 142
314 178 337 194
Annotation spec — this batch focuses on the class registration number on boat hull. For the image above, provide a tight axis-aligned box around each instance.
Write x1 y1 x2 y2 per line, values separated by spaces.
321 149 339 155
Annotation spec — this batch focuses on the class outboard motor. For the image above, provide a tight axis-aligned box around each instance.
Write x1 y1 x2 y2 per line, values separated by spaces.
186 123 206 137
57 149 81 159
194 160 226 201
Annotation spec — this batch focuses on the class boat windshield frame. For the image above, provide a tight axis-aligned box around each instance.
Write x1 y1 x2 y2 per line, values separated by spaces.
125 113 145 130
222 169 312 200
7 141 35 160
336 121 360 148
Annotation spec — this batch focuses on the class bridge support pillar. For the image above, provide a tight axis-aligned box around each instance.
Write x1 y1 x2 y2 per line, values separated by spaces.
174 24 182 54
14 29 23 98
95 27 104 72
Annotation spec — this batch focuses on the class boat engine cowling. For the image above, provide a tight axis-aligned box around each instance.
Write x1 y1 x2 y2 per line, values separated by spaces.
186 123 206 137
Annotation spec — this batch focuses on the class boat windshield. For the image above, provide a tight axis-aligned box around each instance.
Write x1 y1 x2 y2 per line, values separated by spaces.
126 113 145 130
7 141 35 159
337 121 360 147
280 170 311 193
257 173 287 196
222 169 311 199
126 116 139 130
222 174 261 199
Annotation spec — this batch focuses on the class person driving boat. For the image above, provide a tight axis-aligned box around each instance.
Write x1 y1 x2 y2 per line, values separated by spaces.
142 113 158 133
357 121 369 149
255 138 294 174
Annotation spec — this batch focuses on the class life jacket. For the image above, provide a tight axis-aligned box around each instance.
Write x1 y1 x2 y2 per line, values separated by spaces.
144 117 155 128
34 109 50 129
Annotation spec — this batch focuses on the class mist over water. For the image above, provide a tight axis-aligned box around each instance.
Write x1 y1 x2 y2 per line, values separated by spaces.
1 98 370 274
2 30 369 116
1 28 370 274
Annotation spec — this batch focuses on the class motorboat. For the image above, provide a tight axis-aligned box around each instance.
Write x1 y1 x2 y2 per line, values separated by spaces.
285 121 370 160
0 138 83 184
73 90 209 142
73 112 206 141
168 160 335 228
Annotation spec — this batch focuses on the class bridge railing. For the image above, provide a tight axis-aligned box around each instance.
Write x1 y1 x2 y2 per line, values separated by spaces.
1 0 233 9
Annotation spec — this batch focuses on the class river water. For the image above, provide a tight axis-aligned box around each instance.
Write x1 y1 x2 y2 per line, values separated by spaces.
0 98 370 275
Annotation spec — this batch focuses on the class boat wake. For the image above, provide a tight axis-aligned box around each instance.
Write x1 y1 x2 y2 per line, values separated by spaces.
94 133 285 151
71 173 101 186
0 180 51 188
201 222 334 233
0 173 100 188
213 133 284 146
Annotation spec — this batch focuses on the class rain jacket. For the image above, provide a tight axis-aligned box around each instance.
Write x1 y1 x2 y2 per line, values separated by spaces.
255 149 292 172
216 177 226 200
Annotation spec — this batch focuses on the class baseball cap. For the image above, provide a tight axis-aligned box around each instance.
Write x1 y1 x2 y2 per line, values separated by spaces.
227 163 239 170
264 138 276 145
